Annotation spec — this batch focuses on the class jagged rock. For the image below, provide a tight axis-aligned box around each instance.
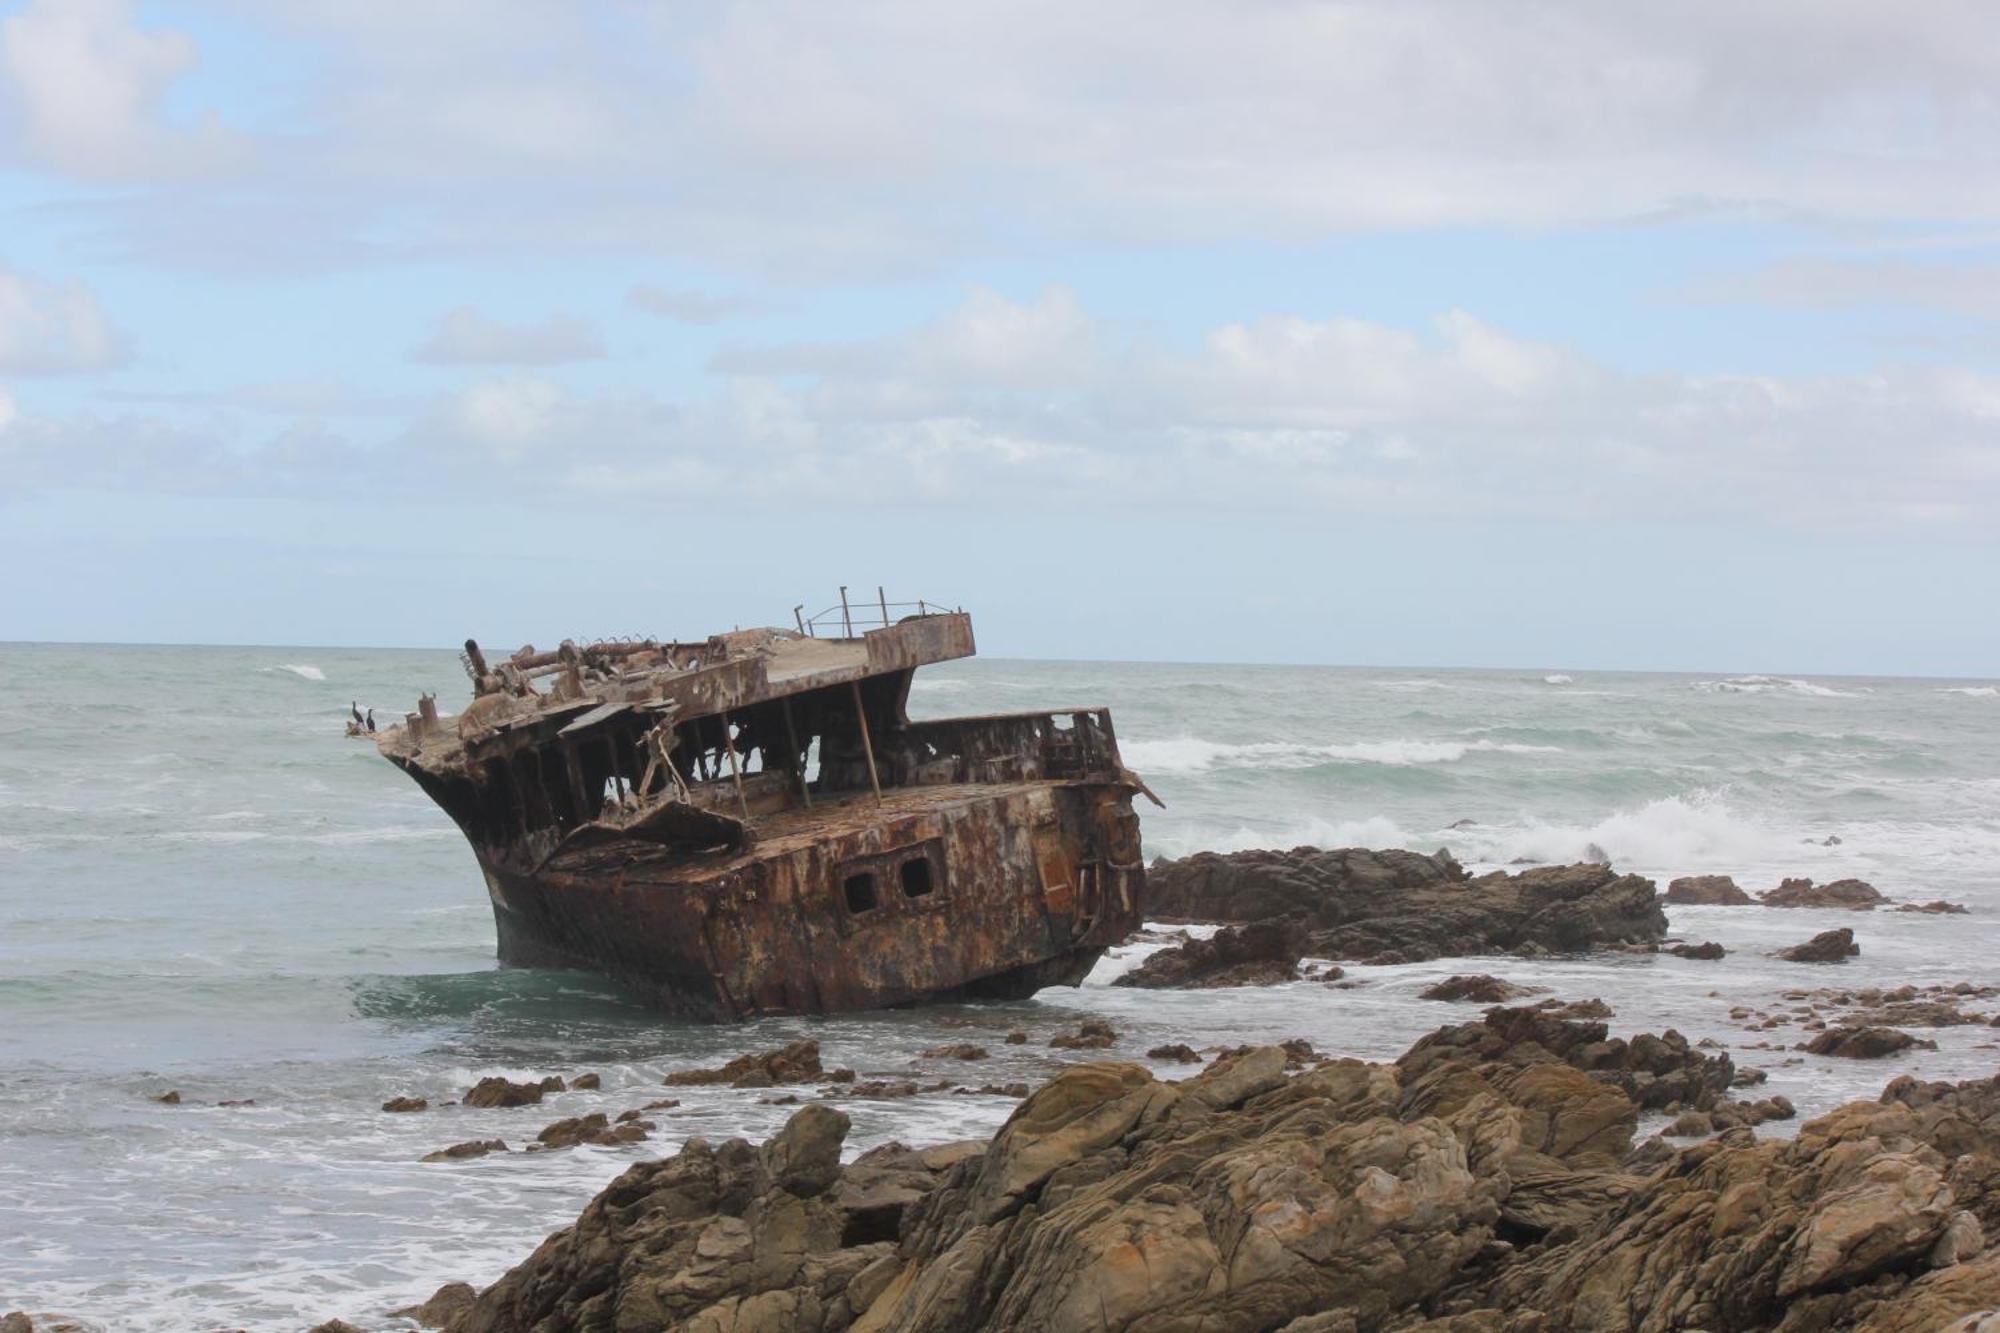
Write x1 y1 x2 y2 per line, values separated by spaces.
463 1077 550 1109
664 1039 824 1088
1777 927 1861 963
1665 875 1753 905
531 1113 612 1149
570 1073 601 1090
1400 1007 1735 1113
1762 876 1887 909
307 1322 366 1333
382 1095 428 1113
1003 1031 1028 1045
920 1043 989 1061
1808 1026 1939 1059
421 1138 507 1162
1049 1020 1117 1050
391 1281 476 1327
1148 849 1667 961
0 1315 30 1333
446 1025 2000 1333
153 1090 181 1105
1147 1043 1203 1063
1670 941 1727 960
1420 974 1542 1003
1900 900 1972 915
1112 919 1306 988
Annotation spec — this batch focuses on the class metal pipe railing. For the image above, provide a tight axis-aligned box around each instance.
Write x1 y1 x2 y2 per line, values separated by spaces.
794 586 960 637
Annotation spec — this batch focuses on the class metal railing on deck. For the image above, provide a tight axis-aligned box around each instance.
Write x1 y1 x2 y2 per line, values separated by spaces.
794 586 960 638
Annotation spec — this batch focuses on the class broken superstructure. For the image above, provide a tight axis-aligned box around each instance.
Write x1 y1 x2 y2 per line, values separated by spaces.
375 593 1152 1020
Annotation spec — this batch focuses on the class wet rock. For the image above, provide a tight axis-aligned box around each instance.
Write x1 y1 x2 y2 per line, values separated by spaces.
1112 918 1307 989
463 1076 550 1109
1147 1043 1203 1063
1003 1030 1028 1044
1901 900 1972 915
1049 1019 1118 1049
1151 850 1668 962
764 1103 849 1196
537 1075 566 1093
956 1082 1031 1098
639 1097 680 1111
153 1090 181 1105
1401 1007 1735 1113
1419 974 1542 1003
216 1098 256 1107
663 1038 824 1087
1762 876 1887 909
920 1043 990 1061
1669 940 1727 960
530 1112 612 1150
1807 1026 1939 1059
836 1080 921 1099
569 1072 600 1090
381 1095 428 1113
1524 996 1615 1020
307 1322 366 1333
1777 927 1861 963
420 1138 508 1162
1665 874 1752 905
0 1315 29 1333
389 1281 476 1327
1666 1110 1715 1136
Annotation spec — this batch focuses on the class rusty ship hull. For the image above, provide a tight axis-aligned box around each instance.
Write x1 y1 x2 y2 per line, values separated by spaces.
376 603 1149 1020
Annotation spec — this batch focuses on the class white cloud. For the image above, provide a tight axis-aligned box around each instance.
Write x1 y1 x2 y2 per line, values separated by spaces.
1698 257 2000 317
413 307 604 366
0 0 248 181
628 287 762 324
0 385 16 433
0 264 128 373
452 377 561 453
31 2 2000 271
13 289 1998 539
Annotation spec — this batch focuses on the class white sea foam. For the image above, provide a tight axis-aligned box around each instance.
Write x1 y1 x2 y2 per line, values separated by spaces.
1940 685 1998 698
1542 673 1574 685
1692 674 1863 698
1121 736 1560 774
263 662 327 681
1443 793 1795 880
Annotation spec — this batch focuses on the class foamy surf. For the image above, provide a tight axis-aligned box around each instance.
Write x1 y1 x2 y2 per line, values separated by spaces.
1940 685 1998 698
1121 736 1561 773
1543 673 1574 685
1693 674 1863 698
265 663 327 682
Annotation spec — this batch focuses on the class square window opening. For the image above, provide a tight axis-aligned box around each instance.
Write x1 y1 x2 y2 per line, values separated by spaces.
843 871 878 914
900 856 935 898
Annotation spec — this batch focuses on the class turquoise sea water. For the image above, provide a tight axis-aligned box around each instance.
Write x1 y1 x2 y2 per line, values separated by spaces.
2 644 1997 1328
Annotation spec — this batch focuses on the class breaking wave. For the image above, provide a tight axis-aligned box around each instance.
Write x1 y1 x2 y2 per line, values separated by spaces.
1692 675 1862 698
1122 736 1561 774
265 663 326 682
1940 686 1998 698
1543 674 1574 685
1442 793 1793 878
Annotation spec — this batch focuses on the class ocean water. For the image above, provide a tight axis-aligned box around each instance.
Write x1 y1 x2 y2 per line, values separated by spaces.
2 644 1997 1329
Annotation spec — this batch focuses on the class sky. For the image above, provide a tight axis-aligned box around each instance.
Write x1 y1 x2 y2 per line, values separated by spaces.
0 1 1997 675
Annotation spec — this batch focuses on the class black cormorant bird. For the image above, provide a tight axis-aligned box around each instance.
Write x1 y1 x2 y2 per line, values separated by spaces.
366 708 376 733
351 701 363 725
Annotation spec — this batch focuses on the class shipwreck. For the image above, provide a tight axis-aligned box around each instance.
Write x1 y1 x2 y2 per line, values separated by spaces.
375 592 1153 1020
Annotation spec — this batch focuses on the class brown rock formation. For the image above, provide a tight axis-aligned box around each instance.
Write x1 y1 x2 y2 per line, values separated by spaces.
439 1021 2000 1333
392 1282 477 1328
1146 848 1667 963
1777 927 1861 963
1420 974 1544 1003
665 1039 825 1088
1111 919 1306 989
1762 876 1888 909
463 1077 552 1109
1665 874 1753 905
1807 1026 1940 1059
1669 941 1727 960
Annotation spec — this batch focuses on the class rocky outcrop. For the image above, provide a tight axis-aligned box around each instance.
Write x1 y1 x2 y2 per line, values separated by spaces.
1807 1026 1940 1059
1420 974 1543 1003
441 1023 2000 1333
1111 920 1306 988
1049 1020 1117 1050
422 1138 508 1163
1669 941 1727 960
382 1095 428 1112
1762 876 1888 909
393 1283 477 1328
463 1076 563 1108
1665 874 1753 905
1778 927 1861 963
1146 848 1667 963
664 1040 827 1088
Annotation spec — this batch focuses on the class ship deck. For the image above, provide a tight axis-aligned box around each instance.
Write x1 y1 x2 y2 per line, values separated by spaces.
697 779 1053 873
